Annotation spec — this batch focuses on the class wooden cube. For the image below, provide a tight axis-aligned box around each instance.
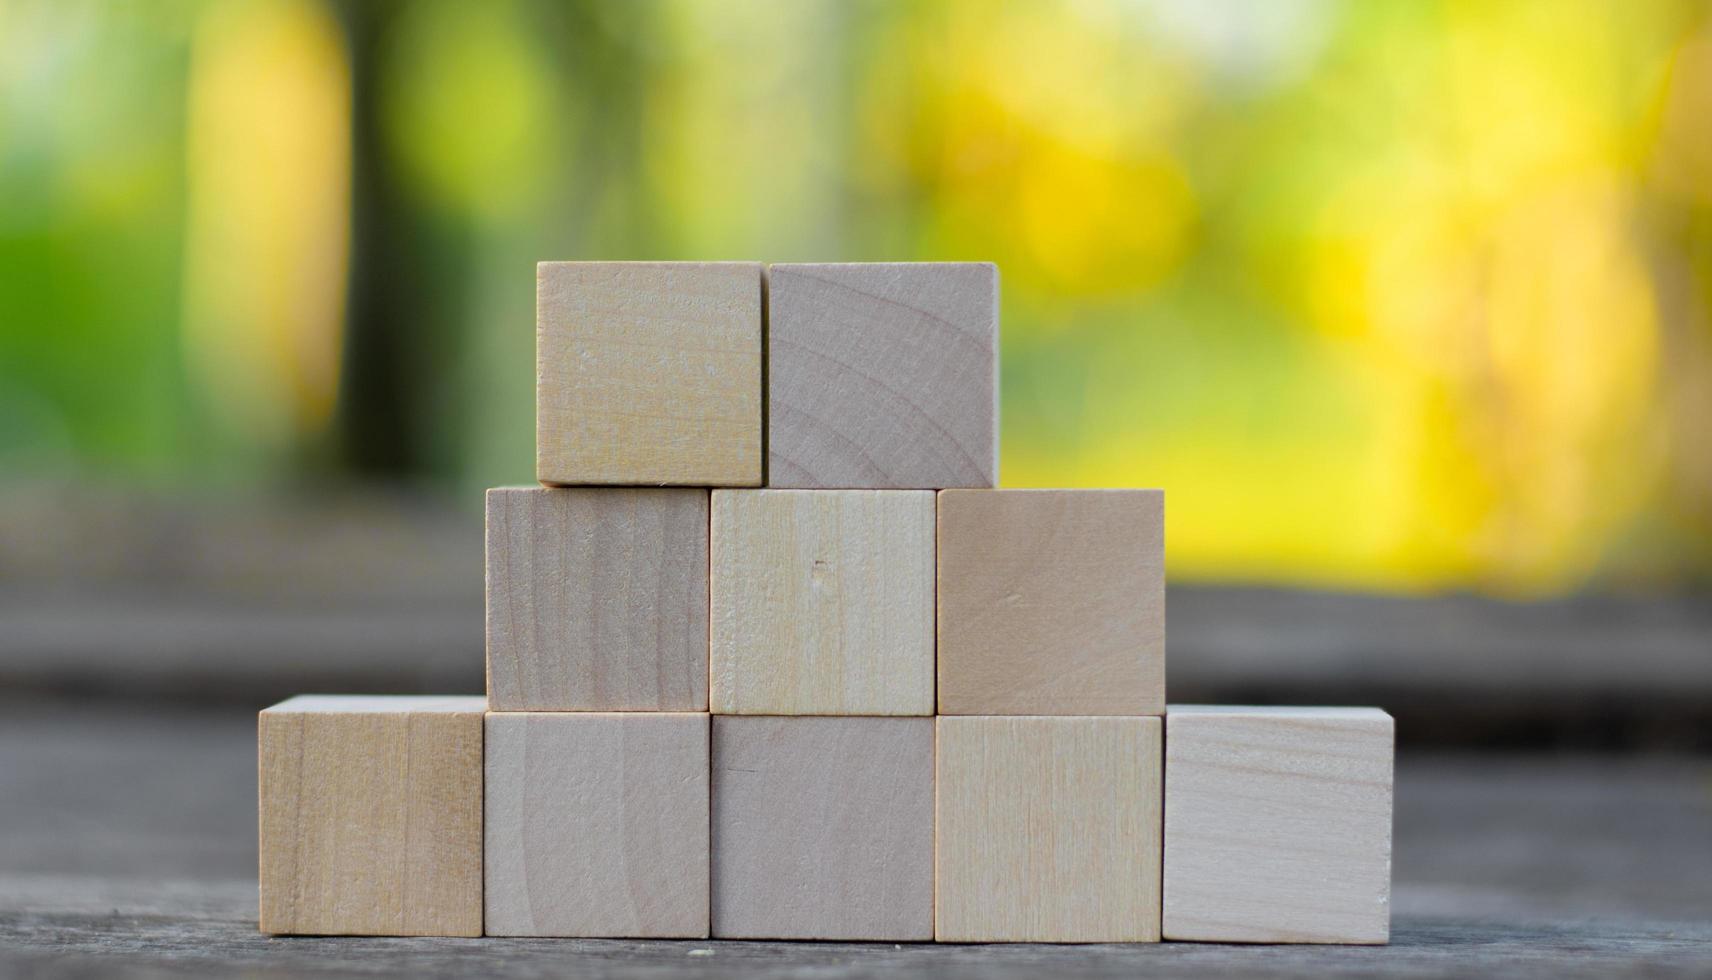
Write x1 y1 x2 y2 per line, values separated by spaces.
536 261 762 487
1163 706 1394 944
485 487 708 711
767 262 997 489
484 712 710 937
711 716 933 940
258 695 484 937
937 488 1164 715
935 716 1163 943
710 489 934 715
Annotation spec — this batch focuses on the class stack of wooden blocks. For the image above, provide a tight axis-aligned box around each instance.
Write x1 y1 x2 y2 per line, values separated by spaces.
258 262 1394 945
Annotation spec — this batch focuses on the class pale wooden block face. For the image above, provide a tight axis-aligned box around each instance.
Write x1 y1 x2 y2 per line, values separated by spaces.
936 489 1165 715
709 489 935 715
258 695 485 937
711 717 934 940
1163 706 1395 944
935 716 1163 943
536 261 762 486
485 487 708 711
484 712 710 938
767 262 997 489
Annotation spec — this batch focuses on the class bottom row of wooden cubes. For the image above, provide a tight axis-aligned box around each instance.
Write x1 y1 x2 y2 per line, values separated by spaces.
259 698 1393 944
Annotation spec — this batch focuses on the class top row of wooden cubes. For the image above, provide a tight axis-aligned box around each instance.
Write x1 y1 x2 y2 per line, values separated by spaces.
536 261 997 489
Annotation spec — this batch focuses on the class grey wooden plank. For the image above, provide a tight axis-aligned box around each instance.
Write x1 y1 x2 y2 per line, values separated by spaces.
0 482 478 602
1396 755 1712 923
0 592 482 702
3 904 1710 979
1169 586 1712 697
7 585 1710 743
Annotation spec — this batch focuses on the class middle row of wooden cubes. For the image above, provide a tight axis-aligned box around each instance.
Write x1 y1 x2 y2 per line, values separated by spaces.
485 486 1166 714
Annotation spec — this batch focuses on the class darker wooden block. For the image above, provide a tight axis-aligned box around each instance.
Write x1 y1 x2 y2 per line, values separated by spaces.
484 712 710 938
710 716 934 940
767 262 997 489
258 695 485 937
1163 706 1394 944
937 488 1165 715
485 487 708 711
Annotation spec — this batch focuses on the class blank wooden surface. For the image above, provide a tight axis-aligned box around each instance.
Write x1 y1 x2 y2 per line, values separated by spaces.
484 487 708 711
1163 705 1394 944
484 712 709 938
257 695 484 937
710 489 935 715
935 715 1163 943
937 489 1165 715
767 262 997 489
711 717 933 940
536 261 762 487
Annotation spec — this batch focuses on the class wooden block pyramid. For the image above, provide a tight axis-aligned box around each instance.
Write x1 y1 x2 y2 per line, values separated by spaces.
258 261 1394 944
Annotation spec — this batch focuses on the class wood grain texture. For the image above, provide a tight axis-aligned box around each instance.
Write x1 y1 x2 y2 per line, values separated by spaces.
484 487 708 711
484 712 709 938
536 261 762 487
767 263 997 489
935 715 1163 943
257 695 484 937
709 489 935 715
1163 705 1394 944
710 717 933 940
937 489 1165 715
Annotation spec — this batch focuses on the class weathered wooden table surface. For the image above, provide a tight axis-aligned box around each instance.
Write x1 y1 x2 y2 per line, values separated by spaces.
2 698 1708 978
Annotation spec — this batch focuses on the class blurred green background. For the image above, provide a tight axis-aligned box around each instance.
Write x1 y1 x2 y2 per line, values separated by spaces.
4 0 1712 597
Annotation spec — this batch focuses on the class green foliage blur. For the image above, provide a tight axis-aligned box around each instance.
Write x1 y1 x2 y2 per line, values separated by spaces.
3 0 1711 595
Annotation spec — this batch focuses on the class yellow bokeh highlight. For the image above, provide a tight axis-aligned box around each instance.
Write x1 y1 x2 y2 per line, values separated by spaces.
935 0 1690 595
181 0 350 445
1292 2 1668 594
863 0 1200 296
